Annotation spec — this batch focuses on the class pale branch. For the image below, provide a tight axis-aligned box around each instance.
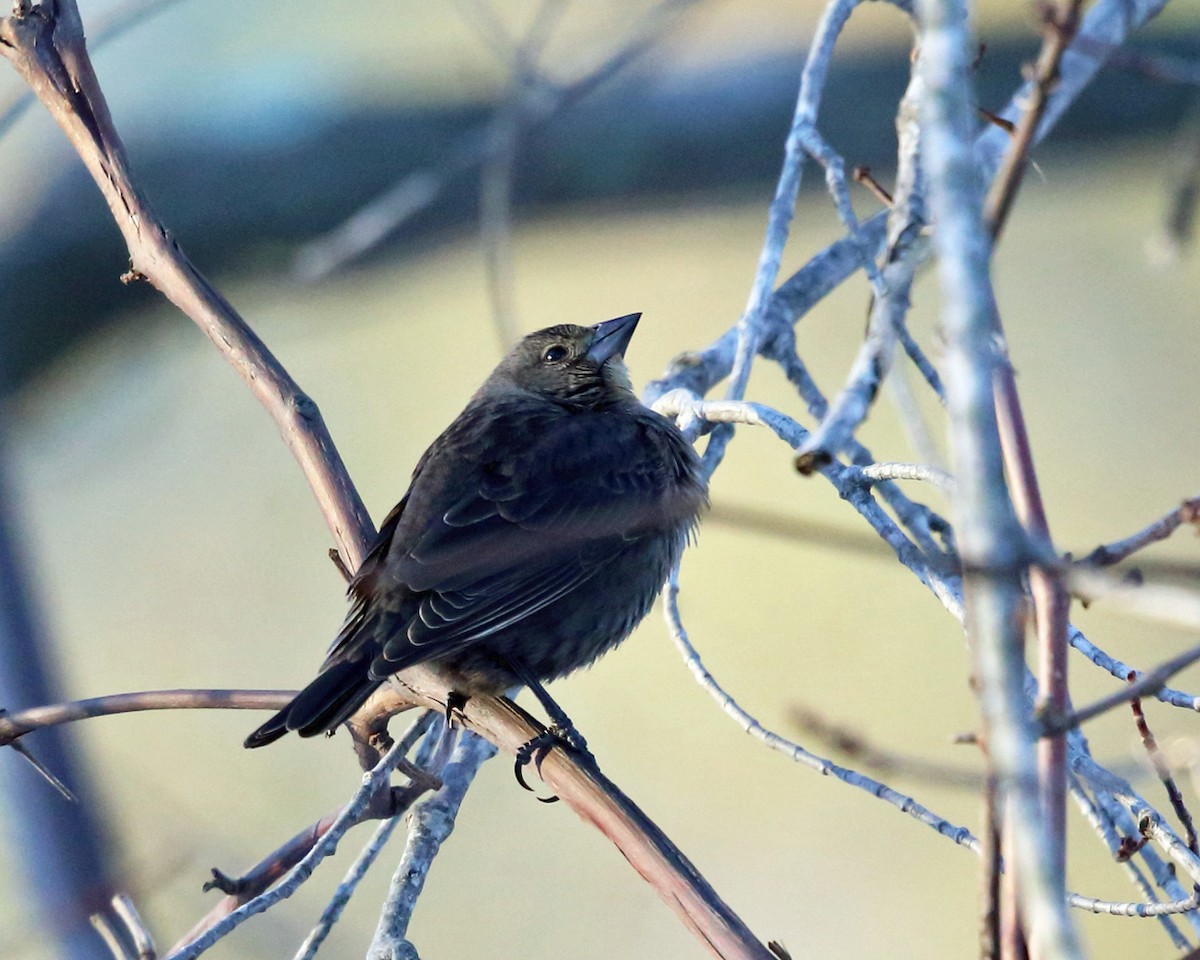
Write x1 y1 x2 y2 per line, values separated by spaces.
795 49 926 466
172 713 440 955
291 712 440 960
164 736 423 960
1066 623 1200 712
1067 890 1200 918
1071 779 1197 943
294 818 401 960
0 689 296 746
1074 753 1200 896
662 572 980 850
846 461 955 495
916 4 1082 960
368 729 498 959
91 894 157 960
376 673 778 960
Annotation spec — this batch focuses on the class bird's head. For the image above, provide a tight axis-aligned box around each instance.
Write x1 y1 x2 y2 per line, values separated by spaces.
488 313 641 409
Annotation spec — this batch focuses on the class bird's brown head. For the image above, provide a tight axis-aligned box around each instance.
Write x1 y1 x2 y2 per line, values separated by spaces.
487 313 641 409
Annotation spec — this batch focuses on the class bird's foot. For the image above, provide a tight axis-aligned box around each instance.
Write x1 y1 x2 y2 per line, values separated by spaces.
512 722 592 803
443 691 469 728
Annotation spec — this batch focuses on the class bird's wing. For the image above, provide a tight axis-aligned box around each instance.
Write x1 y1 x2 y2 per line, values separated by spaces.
330 406 696 673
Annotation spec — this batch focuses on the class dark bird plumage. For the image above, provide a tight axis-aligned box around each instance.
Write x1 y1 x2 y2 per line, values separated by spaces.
245 314 707 749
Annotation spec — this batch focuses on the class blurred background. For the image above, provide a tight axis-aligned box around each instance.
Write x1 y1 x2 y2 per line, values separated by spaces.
2 0 1200 958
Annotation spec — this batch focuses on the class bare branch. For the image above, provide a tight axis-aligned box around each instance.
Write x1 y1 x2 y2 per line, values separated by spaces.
0 689 296 746
1043 643 1200 737
664 573 979 849
1081 496 1200 568
915 1 1082 956
0 1 375 566
165 735 427 960
368 729 497 958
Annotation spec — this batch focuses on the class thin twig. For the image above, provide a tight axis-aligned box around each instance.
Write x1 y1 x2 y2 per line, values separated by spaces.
664 572 979 849
1042 643 1200 737
165 736 420 960
1130 691 1200 865
1081 497 1200 568
983 0 1085 240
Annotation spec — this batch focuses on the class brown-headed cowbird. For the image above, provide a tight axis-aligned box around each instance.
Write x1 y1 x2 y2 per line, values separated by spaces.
245 313 707 749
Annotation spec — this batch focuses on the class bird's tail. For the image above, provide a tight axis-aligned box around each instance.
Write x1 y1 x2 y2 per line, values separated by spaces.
244 659 380 748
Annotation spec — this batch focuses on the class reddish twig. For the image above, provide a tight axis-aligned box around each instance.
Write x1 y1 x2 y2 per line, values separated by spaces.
1129 687 1200 865
852 165 894 207
984 0 1086 240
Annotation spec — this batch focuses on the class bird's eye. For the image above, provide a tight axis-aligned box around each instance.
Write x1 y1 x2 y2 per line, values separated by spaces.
541 345 568 364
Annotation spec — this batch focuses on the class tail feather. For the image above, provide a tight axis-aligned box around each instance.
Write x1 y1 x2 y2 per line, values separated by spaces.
244 659 379 749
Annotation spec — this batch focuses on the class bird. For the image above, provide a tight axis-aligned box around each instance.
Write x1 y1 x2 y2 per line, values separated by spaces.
244 313 707 750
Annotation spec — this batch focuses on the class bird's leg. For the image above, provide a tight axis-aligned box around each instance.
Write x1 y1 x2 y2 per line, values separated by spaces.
504 658 593 800
444 690 469 728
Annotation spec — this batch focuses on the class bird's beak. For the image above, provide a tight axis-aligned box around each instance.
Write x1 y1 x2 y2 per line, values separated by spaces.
587 313 641 365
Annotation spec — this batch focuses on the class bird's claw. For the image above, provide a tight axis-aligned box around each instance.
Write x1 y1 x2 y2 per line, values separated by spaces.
512 723 593 803
443 691 469 728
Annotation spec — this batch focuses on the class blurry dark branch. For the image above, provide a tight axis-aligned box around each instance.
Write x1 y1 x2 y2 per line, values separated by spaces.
294 0 699 281
1081 496 1200 568
0 689 296 745
0 0 374 565
789 705 981 788
0 0 187 139
984 0 1084 240
0 429 123 958
1076 37 1200 88
1041 643 1200 738
1160 104 1200 257
467 0 569 349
